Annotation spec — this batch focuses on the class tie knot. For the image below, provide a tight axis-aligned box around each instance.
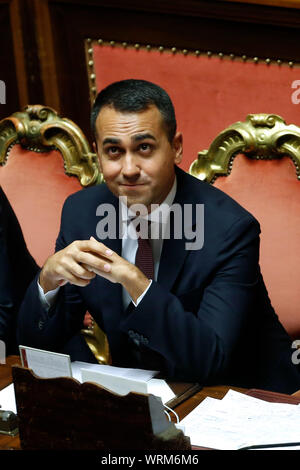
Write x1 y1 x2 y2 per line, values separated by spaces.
128 217 151 240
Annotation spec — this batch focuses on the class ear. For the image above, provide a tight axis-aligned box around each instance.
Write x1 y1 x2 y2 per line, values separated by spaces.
93 141 102 172
172 132 183 165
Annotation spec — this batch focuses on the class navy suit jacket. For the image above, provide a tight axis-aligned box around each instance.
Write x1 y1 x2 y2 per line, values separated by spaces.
0 187 39 354
18 167 300 393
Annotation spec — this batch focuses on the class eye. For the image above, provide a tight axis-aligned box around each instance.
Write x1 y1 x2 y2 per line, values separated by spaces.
106 146 122 157
138 143 152 153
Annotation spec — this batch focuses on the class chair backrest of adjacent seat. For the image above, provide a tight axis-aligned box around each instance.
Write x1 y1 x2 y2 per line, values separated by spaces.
0 145 82 266
190 114 300 339
214 154 300 339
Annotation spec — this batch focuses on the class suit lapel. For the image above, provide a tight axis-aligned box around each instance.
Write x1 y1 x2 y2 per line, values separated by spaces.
157 236 188 290
93 189 123 326
157 166 200 291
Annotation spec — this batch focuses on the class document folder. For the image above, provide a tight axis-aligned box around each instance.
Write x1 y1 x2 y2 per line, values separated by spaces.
12 365 191 450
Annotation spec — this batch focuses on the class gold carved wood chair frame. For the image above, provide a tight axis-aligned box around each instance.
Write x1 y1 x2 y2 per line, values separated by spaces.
0 104 101 186
0 105 109 363
189 113 300 183
189 113 300 337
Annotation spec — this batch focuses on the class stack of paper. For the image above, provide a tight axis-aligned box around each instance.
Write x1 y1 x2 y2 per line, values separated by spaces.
72 361 175 404
17 345 175 406
180 389 300 450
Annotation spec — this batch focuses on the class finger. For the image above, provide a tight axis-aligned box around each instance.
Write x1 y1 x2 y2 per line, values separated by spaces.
75 238 114 259
59 261 96 281
56 261 96 284
59 269 94 287
89 237 114 258
73 238 107 253
81 262 111 275
77 251 112 272
71 261 97 279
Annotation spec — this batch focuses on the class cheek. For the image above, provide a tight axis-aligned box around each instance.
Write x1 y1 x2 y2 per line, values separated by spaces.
101 162 120 182
149 159 174 182
142 156 169 177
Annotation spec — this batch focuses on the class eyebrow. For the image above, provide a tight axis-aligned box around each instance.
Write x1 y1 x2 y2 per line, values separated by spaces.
132 133 157 142
102 137 121 146
102 133 157 146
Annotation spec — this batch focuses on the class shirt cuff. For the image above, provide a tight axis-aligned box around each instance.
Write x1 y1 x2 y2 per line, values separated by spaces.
37 280 60 311
131 279 152 307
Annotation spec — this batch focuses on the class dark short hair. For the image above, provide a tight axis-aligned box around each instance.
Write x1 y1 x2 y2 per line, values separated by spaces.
90 79 177 142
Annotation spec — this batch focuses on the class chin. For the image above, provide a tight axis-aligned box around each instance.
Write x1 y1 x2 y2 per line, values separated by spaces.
126 197 150 208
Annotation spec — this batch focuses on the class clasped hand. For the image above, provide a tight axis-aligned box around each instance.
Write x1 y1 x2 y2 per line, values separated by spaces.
39 237 150 303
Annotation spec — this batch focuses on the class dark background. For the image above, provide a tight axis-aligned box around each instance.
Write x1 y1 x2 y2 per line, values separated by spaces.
1 0 300 144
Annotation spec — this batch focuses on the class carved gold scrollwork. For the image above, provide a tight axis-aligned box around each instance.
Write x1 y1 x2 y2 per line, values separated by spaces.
81 322 111 365
0 104 102 186
189 114 300 183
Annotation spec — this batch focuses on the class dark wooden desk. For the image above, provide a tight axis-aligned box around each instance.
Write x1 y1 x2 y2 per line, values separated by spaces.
0 356 21 450
0 356 244 450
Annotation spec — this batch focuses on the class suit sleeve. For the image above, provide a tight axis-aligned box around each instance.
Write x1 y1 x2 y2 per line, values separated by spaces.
119 214 261 383
17 199 87 351
0 187 39 353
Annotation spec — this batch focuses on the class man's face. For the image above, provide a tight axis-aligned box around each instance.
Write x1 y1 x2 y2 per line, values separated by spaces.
94 105 182 210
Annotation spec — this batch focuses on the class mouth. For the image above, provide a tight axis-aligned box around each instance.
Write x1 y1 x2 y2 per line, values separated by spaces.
119 183 147 188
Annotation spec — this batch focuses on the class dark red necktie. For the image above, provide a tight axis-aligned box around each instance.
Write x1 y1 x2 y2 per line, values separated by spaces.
135 230 154 280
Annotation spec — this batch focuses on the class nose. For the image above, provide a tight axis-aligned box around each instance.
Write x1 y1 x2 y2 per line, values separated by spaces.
121 153 140 179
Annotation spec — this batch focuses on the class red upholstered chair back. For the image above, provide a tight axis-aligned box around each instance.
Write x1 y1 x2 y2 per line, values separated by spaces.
0 105 100 266
190 114 300 339
86 40 300 173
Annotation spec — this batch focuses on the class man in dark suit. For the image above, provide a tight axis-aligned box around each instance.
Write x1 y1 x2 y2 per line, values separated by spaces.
0 186 39 354
17 79 300 393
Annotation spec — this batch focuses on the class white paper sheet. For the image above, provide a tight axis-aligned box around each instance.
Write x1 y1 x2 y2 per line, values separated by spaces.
78 364 175 404
144 378 175 405
0 384 17 414
180 389 300 450
72 361 158 382
19 345 72 379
